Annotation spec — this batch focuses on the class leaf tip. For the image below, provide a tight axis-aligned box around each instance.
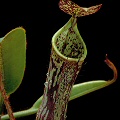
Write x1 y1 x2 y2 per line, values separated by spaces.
104 54 118 81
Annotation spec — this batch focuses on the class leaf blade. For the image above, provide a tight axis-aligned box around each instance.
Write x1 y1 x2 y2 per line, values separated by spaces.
70 80 114 101
1 27 26 95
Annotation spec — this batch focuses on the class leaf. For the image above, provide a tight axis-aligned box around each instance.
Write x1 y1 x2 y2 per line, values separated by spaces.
0 27 26 95
31 96 43 109
31 80 116 111
1 78 116 120
31 54 117 109
70 54 117 100
70 80 113 100
1 62 117 120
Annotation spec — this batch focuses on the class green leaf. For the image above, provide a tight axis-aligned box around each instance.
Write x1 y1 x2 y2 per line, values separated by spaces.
0 27 26 95
70 79 115 101
70 54 117 100
31 79 115 110
1 79 116 120
31 96 43 109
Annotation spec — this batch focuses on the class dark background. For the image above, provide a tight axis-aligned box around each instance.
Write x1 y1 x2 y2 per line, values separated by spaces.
0 0 119 119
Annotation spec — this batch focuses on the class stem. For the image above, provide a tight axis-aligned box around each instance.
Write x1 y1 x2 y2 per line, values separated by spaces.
1 108 38 120
0 92 3 111
2 54 117 120
0 44 15 120
0 75 16 120
0 93 3 120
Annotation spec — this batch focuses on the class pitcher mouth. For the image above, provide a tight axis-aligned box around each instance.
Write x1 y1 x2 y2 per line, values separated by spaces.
52 17 87 62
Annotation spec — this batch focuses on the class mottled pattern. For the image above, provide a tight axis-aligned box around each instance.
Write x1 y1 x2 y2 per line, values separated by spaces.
36 16 85 120
36 47 83 120
36 1 103 120
59 0 102 17
36 2 89 118
56 26 84 59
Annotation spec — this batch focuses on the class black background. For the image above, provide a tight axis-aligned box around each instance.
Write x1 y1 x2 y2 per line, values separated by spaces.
0 0 119 120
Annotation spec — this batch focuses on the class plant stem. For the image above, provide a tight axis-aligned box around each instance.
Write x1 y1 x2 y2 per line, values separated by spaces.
1 108 38 120
0 93 3 120
0 75 15 120
0 44 15 120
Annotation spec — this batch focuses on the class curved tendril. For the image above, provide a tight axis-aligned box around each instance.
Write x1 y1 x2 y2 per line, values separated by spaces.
59 0 102 17
104 54 118 81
